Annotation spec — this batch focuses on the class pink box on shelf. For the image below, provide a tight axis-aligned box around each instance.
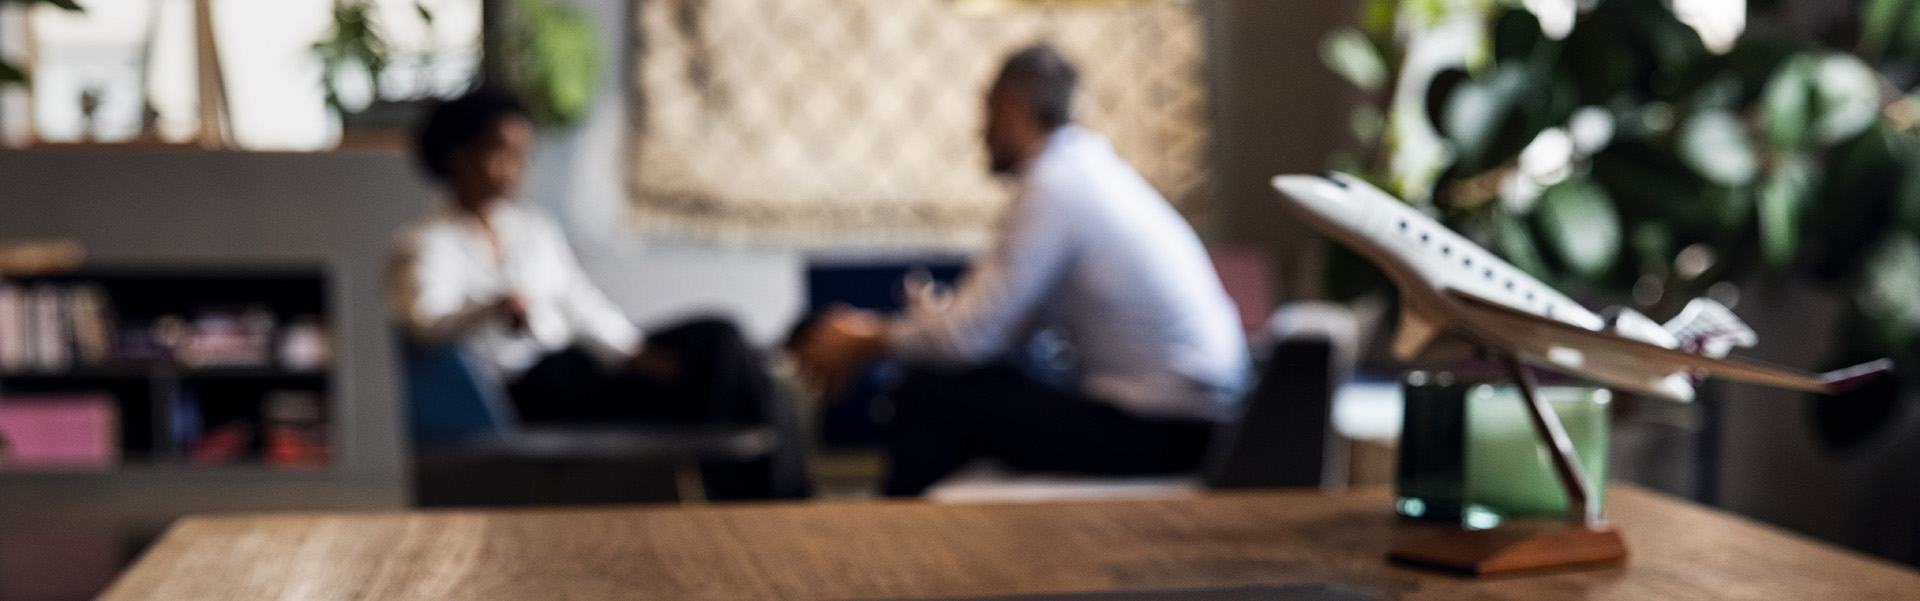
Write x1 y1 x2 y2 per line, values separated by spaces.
0 395 118 471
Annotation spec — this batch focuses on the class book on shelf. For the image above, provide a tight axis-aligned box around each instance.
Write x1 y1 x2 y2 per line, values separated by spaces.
0 282 115 373
69 285 114 368
30 284 71 372
0 286 24 371
0 274 336 375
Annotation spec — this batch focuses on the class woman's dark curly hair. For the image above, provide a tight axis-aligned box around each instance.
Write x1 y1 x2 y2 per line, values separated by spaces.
414 88 530 182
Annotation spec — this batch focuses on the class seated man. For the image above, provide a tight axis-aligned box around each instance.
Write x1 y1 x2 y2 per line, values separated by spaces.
387 89 784 497
795 45 1251 496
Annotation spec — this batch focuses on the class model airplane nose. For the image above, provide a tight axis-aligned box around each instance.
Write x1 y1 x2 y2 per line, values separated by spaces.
1274 172 1351 222
1271 175 1346 211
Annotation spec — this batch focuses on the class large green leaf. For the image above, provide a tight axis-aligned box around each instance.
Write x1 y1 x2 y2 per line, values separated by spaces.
1492 8 1548 62
1759 52 1880 150
1760 54 1814 149
1758 153 1817 269
1900 146 1920 230
1813 54 1881 145
1591 141 1717 233
1859 0 1913 59
513 0 600 125
1810 124 1904 281
1425 68 1470 132
1641 5 1712 80
1689 76 1742 112
0 60 23 86
1559 4 1633 104
1708 182 1754 235
1322 28 1387 93
1349 104 1385 145
1535 177 1623 278
1678 110 1758 187
1494 209 1551 278
1861 233 1920 348
1358 0 1397 41
1629 222 1674 273
1440 64 1539 170
1441 76 1502 160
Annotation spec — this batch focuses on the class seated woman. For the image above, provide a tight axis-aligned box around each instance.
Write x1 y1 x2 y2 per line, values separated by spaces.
386 89 787 498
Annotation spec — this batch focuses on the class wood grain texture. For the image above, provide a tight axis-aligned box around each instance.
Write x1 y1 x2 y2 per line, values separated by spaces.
96 485 1920 601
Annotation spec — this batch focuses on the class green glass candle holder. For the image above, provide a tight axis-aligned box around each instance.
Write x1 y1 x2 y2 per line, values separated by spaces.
1395 371 1611 530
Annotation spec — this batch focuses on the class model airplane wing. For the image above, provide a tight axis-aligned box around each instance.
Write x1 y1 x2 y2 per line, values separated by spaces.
1445 289 1891 395
1269 172 1890 399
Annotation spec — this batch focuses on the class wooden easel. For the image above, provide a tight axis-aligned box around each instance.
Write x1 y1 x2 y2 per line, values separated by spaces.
1387 352 1629 575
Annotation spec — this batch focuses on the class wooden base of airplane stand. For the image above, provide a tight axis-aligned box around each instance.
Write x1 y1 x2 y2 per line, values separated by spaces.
1389 522 1628 576
1388 351 1629 576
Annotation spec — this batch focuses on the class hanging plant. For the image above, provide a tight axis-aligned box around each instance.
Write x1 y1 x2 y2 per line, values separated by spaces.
500 0 600 126
313 0 393 115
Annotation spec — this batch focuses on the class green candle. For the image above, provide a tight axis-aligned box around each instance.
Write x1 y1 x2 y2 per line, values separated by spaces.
1464 384 1611 527
1397 373 1612 529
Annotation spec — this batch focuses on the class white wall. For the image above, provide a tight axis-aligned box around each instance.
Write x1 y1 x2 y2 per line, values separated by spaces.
519 0 807 346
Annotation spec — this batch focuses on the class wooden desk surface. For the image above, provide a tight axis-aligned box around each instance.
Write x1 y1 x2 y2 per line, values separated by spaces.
97 485 1920 601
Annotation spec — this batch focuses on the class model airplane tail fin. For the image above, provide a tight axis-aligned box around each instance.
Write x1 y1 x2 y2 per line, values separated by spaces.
1820 359 1896 393
1662 298 1758 359
1603 307 1679 349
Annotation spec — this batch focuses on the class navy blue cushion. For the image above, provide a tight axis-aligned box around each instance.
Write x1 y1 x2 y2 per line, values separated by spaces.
402 342 515 446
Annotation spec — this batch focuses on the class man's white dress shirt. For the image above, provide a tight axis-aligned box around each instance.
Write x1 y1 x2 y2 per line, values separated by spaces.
387 201 641 379
890 125 1251 422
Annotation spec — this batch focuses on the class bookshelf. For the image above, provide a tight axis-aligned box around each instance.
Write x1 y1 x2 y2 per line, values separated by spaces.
0 267 334 472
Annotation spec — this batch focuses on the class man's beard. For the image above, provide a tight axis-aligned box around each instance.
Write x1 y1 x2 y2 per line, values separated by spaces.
989 148 1018 174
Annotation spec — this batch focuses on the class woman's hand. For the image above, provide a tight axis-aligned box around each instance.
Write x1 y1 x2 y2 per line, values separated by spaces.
496 294 530 332
792 306 891 401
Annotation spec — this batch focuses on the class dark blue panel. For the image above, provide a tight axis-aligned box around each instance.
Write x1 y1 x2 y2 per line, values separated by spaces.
804 261 967 448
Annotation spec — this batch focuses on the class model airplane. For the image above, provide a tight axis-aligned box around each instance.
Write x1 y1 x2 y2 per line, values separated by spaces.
1271 172 1891 402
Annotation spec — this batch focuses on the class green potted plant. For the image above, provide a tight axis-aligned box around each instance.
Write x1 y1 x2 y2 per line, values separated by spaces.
315 0 441 130
0 0 83 87
496 0 599 126
1320 0 1920 446
315 0 599 129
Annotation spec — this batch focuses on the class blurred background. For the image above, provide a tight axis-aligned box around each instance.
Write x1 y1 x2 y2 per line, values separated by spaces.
3 0 1920 599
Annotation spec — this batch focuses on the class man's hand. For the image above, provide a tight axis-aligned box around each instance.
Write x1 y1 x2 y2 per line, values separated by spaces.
629 347 681 381
497 294 530 332
792 306 892 401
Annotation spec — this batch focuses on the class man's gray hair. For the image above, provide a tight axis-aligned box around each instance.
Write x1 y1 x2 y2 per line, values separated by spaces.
994 43 1079 129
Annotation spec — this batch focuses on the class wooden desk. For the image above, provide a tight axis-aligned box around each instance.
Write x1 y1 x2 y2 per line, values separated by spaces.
97 485 1920 601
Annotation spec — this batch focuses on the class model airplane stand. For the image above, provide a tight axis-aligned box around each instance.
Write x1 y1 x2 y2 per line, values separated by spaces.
1387 352 1629 576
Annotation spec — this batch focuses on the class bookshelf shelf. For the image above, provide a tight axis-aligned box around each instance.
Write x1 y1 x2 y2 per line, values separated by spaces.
0 266 335 473
1 368 328 382
0 461 324 480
